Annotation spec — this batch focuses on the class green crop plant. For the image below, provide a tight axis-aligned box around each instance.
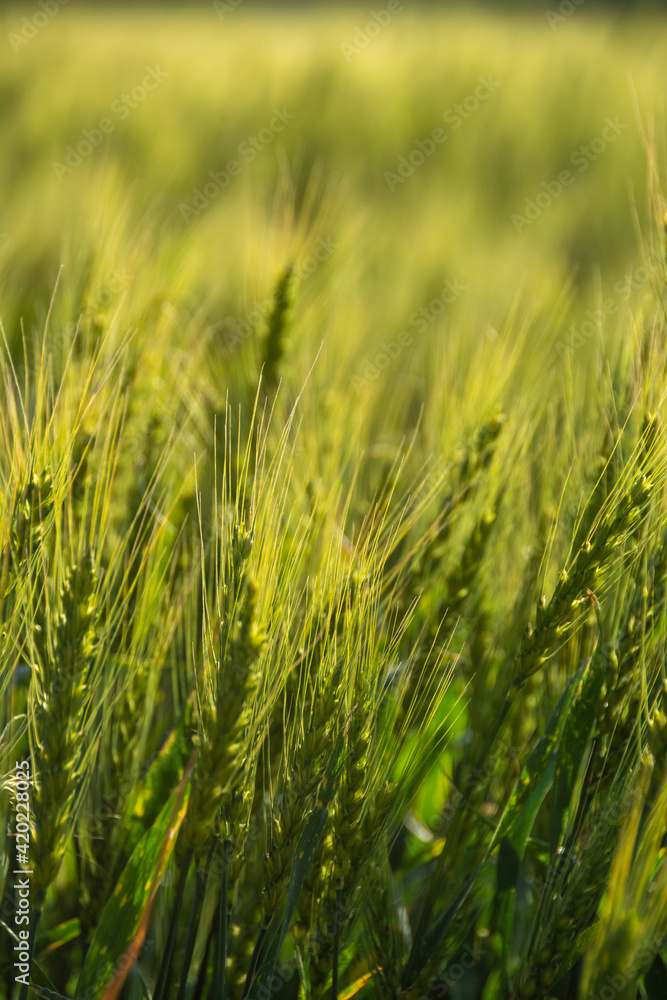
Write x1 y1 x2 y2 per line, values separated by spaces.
4 5 667 999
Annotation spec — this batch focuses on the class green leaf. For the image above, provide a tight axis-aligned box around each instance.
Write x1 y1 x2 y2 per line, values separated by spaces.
490 660 586 854
35 918 81 956
497 837 520 893
400 865 483 988
644 953 667 1000
489 662 586 986
550 651 604 854
23 988 70 1000
76 772 191 1000
548 921 598 989
120 700 194 852
400 668 582 990
246 725 347 1000
272 969 301 999
496 753 556 985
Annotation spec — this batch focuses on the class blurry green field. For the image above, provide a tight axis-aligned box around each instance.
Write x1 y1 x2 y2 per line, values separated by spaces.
3 4 667 1000
2 5 667 355
1 3 666 567
1 5 666 491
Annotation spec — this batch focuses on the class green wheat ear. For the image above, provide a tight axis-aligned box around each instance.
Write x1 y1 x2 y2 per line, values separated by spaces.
513 471 654 690
261 263 295 392
31 550 98 907
11 469 54 566
180 521 264 865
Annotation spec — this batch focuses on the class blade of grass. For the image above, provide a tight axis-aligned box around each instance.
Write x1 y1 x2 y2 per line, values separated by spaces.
77 763 191 1000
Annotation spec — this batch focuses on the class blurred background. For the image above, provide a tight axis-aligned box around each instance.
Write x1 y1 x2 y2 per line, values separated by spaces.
1 0 666 423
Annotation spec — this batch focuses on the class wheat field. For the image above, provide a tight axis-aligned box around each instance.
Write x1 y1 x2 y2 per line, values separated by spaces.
1 4 667 999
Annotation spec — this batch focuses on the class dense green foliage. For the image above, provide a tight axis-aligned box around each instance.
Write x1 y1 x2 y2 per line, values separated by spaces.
2 5 667 999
